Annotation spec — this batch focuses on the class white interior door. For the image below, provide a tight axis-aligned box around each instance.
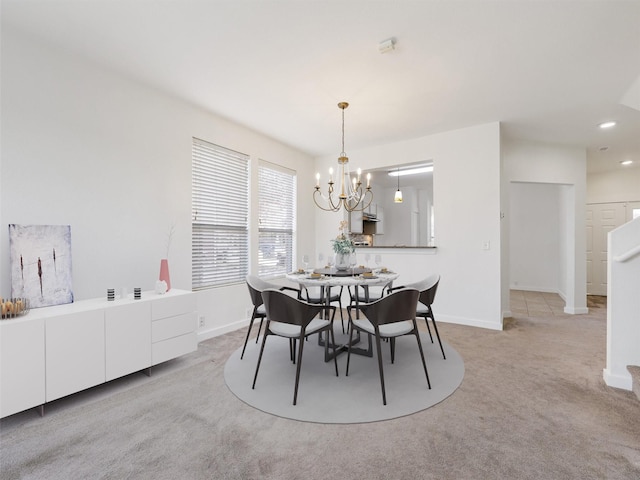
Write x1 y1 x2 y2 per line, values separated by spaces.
586 202 627 296
626 201 640 221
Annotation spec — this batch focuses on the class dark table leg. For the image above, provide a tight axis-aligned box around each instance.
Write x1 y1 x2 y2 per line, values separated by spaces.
318 284 373 362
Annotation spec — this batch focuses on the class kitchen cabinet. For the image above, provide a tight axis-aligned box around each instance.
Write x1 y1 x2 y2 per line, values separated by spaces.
350 209 363 234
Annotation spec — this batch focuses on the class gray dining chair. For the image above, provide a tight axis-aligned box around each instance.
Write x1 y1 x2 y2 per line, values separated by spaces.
252 288 339 405
300 284 346 331
347 281 393 313
389 274 444 359
345 288 431 405
242 275 300 360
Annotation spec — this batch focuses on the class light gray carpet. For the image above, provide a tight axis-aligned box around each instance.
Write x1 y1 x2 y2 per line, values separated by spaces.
1 296 639 480
225 332 464 423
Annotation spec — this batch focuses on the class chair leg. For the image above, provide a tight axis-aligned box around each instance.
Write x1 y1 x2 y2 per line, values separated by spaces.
428 313 446 360
255 317 264 343
252 331 270 389
420 315 434 343
374 333 387 405
329 326 339 377
241 313 257 359
290 338 297 364
293 333 305 405
413 329 431 389
390 337 396 364
345 309 355 376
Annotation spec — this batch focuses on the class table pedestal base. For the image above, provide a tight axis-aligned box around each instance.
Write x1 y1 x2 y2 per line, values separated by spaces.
318 327 373 362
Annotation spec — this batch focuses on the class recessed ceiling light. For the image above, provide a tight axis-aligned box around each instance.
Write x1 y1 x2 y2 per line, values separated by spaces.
598 121 616 129
620 160 633 166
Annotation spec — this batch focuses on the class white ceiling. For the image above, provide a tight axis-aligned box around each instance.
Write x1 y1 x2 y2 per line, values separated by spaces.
3 0 640 174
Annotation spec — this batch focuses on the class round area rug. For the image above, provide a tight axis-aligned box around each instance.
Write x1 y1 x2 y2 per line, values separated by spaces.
224 329 464 423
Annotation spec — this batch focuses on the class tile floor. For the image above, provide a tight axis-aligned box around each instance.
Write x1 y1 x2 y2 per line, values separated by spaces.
510 289 567 317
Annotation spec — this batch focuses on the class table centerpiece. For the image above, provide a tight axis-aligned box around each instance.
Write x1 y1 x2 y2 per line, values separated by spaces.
331 221 355 271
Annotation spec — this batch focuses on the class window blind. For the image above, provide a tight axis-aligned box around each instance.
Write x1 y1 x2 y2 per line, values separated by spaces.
258 162 296 278
192 138 249 289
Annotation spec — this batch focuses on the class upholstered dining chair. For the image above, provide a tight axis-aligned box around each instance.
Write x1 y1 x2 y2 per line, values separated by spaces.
300 284 346 332
252 289 339 405
242 275 300 360
347 281 393 319
345 288 430 405
389 274 444 359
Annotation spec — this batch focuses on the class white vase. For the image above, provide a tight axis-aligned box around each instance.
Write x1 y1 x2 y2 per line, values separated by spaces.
335 253 349 271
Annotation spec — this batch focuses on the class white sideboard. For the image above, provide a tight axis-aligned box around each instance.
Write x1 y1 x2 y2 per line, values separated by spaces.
0 289 196 418
0 317 45 417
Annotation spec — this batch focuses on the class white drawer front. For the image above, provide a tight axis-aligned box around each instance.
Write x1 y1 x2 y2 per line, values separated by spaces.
152 312 196 343
152 332 197 365
151 293 196 321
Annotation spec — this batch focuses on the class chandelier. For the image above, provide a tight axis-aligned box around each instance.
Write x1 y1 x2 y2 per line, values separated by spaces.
313 102 373 212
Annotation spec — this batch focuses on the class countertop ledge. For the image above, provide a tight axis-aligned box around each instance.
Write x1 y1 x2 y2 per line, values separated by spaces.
355 245 437 249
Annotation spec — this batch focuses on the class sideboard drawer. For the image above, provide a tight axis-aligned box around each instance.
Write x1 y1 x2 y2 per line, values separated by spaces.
152 312 196 343
152 332 197 365
151 293 196 321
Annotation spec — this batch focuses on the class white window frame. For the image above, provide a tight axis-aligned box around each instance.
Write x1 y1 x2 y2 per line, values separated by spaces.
258 160 296 278
192 137 249 289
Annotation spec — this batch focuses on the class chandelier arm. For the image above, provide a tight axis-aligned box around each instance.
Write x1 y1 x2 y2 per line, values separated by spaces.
360 189 374 211
328 192 342 211
344 187 373 212
313 189 340 212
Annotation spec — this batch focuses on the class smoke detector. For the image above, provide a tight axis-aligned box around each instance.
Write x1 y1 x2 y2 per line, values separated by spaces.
378 38 396 54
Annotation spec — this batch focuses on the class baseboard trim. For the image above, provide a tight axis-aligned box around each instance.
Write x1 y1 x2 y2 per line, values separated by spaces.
603 368 633 391
564 306 589 315
197 318 247 343
510 285 559 294
438 314 503 331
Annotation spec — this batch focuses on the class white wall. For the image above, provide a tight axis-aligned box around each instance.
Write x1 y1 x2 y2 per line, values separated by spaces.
377 186 415 247
509 183 561 293
315 123 503 330
0 27 316 338
502 138 588 314
587 168 640 204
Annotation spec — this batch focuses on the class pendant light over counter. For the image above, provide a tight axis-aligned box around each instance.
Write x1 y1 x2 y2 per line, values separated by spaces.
394 168 403 203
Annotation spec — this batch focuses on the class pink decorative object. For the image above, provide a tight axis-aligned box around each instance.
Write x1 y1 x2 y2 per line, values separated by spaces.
159 259 171 291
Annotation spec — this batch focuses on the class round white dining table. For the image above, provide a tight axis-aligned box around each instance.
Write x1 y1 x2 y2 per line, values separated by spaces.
285 268 398 290
285 268 400 361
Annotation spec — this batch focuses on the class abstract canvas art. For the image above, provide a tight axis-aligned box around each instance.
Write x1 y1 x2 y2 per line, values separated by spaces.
9 224 74 308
